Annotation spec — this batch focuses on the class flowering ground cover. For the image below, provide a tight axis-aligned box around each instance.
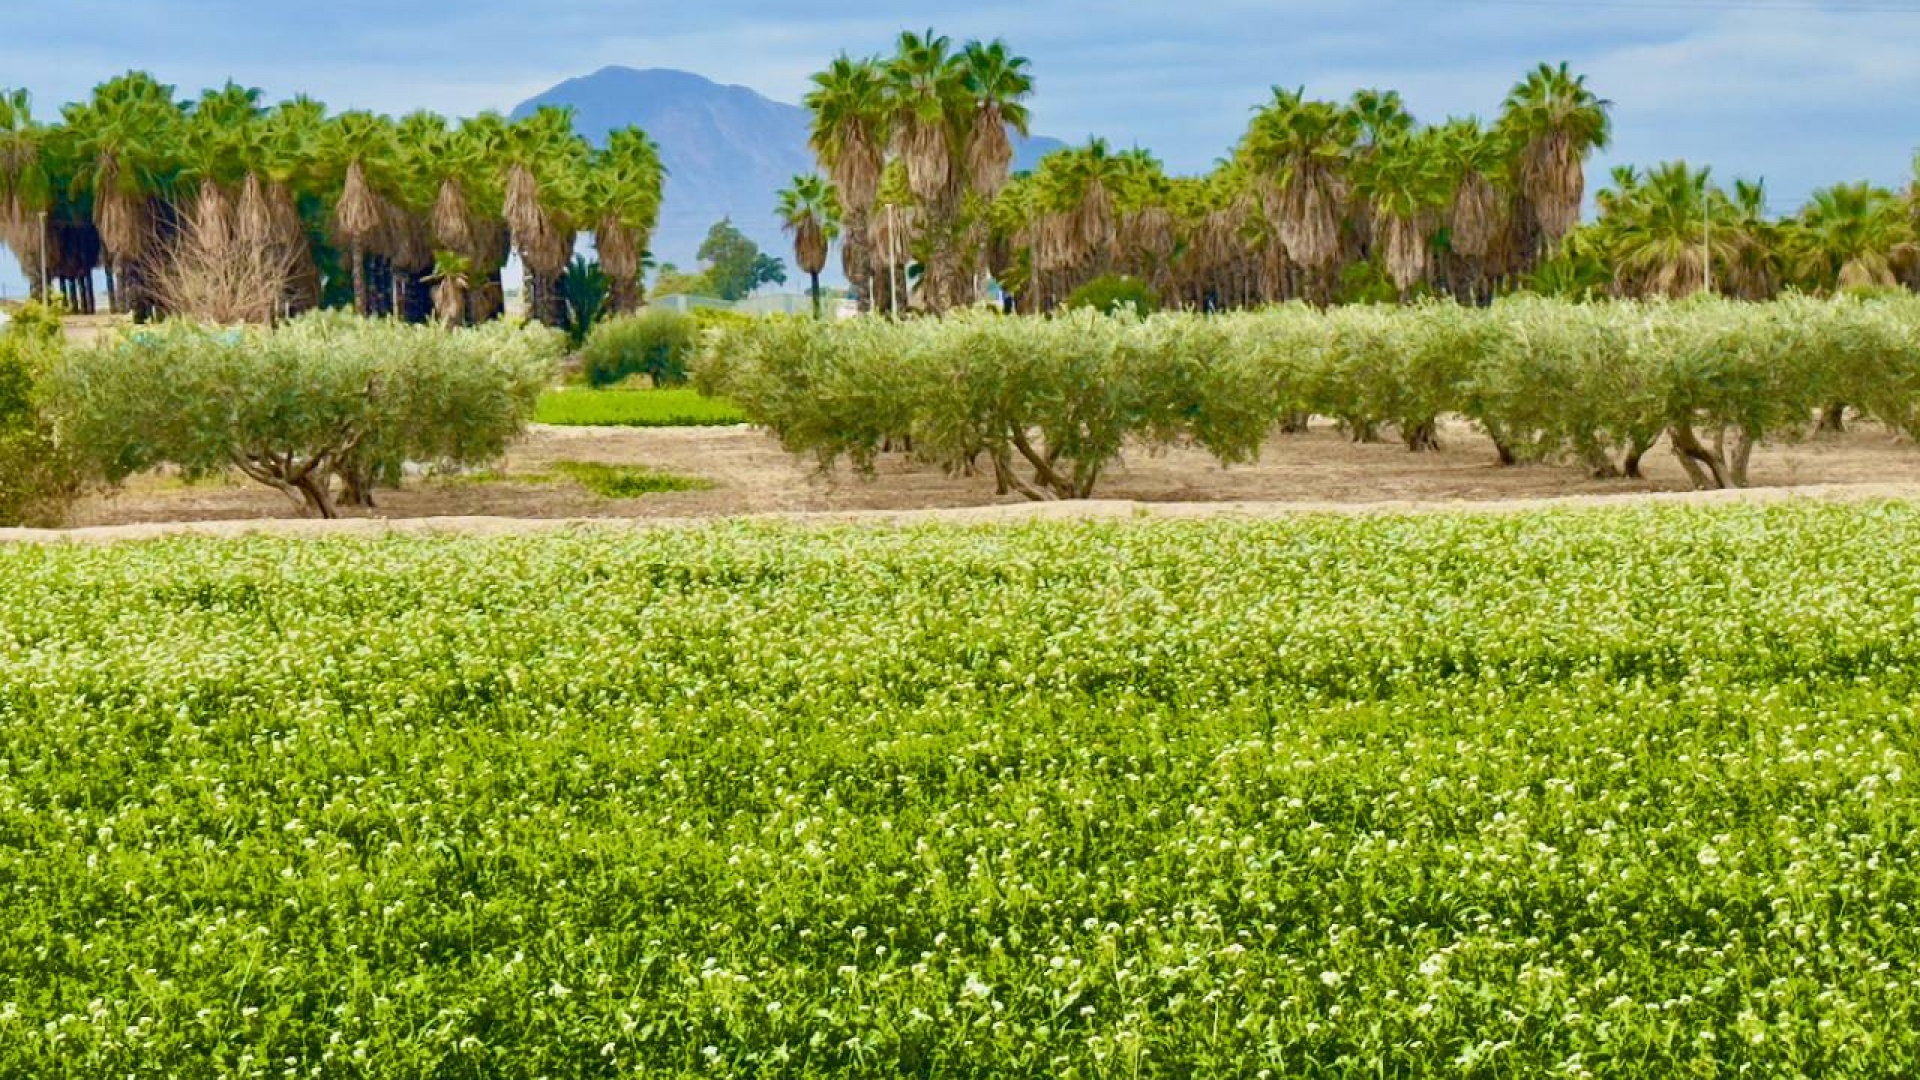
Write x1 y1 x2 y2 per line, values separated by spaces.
1 504 1916 1076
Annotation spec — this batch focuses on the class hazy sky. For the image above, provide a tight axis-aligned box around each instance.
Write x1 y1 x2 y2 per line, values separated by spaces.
5 0 1919 294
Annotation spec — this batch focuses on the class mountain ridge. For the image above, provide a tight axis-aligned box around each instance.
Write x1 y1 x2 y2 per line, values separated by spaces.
511 66 1066 285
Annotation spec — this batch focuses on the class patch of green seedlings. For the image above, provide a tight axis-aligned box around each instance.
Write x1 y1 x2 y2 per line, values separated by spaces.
550 459 713 497
534 386 747 427
0 503 1918 1075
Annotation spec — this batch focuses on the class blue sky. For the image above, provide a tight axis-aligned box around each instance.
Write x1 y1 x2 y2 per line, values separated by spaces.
5 0 1920 295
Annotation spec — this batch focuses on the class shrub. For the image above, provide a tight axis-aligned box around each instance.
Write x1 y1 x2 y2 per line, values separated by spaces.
560 256 610 347
41 313 560 518
0 304 80 526
581 310 699 387
1065 274 1157 317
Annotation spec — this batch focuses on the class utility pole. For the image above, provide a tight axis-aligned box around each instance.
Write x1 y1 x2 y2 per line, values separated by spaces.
1703 186 1713 296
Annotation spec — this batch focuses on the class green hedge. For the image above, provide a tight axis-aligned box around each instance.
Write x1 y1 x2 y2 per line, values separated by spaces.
580 310 700 387
696 296 1920 498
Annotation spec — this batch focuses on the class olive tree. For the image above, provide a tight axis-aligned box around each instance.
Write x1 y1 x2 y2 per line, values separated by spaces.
43 313 559 517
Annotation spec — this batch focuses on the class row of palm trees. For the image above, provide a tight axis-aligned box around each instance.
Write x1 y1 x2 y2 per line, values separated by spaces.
0 73 663 324
1535 164 1920 301
800 30 1035 315
792 56 1610 313
791 51 1920 314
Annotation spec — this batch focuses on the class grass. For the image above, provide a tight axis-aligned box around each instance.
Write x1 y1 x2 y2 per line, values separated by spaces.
549 460 713 497
534 385 747 428
2 503 1919 1075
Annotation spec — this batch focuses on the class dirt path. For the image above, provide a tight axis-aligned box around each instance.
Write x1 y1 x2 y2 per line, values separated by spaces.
10 482 1920 545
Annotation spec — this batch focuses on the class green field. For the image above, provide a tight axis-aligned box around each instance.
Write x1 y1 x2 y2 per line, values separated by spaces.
535 386 747 428
2 505 1918 1076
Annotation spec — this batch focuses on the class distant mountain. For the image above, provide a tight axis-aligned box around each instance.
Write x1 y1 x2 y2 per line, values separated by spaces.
512 67 1066 285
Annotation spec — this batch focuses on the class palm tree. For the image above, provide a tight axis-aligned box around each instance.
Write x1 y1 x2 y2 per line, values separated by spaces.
1499 63 1611 260
63 72 186 316
1113 150 1176 292
591 127 665 315
1796 182 1909 291
887 29 965 207
383 110 457 320
804 55 890 311
501 106 589 327
179 83 262 252
1345 88 1414 261
777 174 842 318
447 112 514 322
1355 129 1448 300
1718 179 1784 301
960 39 1033 199
1597 161 1734 298
318 110 396 315
1239 87 1358 303
245 95 326 313
1433 118 1509 302
886 30 971 308
0 89 52 300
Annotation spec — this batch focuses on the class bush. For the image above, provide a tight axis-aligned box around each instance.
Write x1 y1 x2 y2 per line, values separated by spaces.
42 313 560 518
1065 274 1157 317
704 310 1260 499
581 310 699 387
698 297 1920 498
0 304 81 526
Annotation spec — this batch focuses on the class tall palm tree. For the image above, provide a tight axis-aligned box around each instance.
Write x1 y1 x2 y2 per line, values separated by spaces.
959 39 1033 199
1355 129 1448 299
886 29 965 207
804 55 890 311
1499 63 1611 260
0 89 52 299
1239 87 1358 303
179 82 262 253
501 105 589 327
1718 178 1784 301
448 112 514 322
63 72 186 316
777 174 842 317
1433 118 1509 302
1345 88 1414 260
249 95 327 313
591 127 665 315
1113 150 1176 291
886 29 971 309
318 110 396 315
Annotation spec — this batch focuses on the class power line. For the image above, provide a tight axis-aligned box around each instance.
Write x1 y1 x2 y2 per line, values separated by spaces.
1422 0 1920 11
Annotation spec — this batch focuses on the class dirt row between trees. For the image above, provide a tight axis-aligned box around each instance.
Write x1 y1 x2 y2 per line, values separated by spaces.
9 418 1919 544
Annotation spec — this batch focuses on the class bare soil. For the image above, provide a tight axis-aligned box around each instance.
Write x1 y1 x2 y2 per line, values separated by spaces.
17 417 1916 544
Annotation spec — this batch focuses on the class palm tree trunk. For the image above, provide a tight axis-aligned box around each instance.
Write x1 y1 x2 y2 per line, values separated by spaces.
810 271 821 319
350 244 368 315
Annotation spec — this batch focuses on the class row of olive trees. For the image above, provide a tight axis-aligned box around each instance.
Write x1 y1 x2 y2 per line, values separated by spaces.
30 312 560 519
696 296 1920 499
